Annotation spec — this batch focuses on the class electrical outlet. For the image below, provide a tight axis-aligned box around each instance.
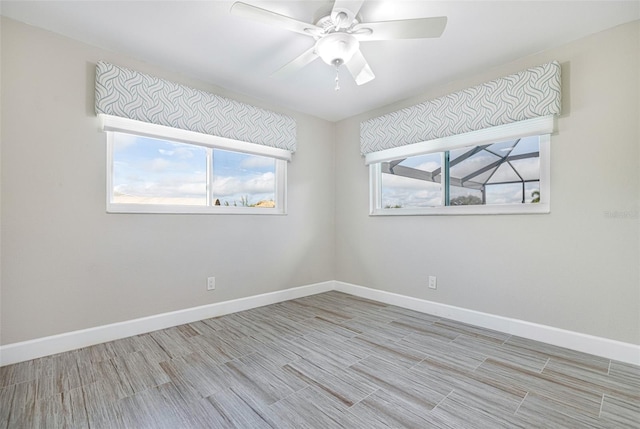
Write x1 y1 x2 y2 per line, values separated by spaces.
428 275 437 290
207 277 216 291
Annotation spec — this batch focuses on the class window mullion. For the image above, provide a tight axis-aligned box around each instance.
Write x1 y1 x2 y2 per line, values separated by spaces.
444 151 450 206
206 148 213 207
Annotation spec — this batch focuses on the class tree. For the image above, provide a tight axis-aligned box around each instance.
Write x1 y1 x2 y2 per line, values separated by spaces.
531 190 540 203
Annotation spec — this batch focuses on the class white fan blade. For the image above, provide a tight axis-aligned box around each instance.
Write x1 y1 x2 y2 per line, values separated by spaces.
231 2 322 37
353 16 447 41
271 46 319 79
346 50 375 85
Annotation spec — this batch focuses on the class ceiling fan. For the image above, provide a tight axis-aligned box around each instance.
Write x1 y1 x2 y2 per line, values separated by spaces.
230 1 447 90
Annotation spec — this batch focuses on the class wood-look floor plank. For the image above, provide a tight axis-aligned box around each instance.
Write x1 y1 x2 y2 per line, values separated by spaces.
76 341 119 364
110 351 170 395
514 391 605 428
80 380 121 429
249 334 311 367
284 357 377 407
148 327 195 360
474 358 605 418
349 387 447 429
268 385 368 429
452 333 550 372
234 352 307 392
543 359 640 402
159 352 232 402
411 357 526 408
431 389 528 429
6 381 37 429
224 354 304 406
400 332 487 370
350 356 447 411
204 387 275 429
116 382 198 429
393 320 462 343
0 360 38 389
608 360 640 391
505 335 611 373
291 301 354 322
341 316 414 341
599 394 640 428
267 301 317 322
347 334 426 369
301 316 359 339
434 318 511 344
375 304 441 323
300 331 370 367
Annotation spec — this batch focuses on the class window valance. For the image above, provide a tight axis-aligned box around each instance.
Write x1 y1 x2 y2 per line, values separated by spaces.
361 61 561 155
95 61 296 152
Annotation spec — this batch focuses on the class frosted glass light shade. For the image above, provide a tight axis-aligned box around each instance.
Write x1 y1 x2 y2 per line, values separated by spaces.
316 33 359 65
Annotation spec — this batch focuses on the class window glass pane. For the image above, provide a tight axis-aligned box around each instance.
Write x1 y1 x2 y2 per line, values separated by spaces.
112 133 207 205
467 168 498 186
381 153 442 208
448 138 541 206
487 163 522 184
509 135 539 156
211 150 276 208
449 186 483 205
509 158 540 181
485 183 525 204
449 148 500 182
486 140 519 156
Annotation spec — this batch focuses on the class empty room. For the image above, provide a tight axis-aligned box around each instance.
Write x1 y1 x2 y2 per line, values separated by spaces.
1 1 639 427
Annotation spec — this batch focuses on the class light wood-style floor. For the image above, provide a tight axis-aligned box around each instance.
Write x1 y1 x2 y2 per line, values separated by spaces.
1 291 639 428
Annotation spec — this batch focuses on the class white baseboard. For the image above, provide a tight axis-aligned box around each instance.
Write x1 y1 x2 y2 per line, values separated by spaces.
0 281 333 366
334 281 640 366
2 280 638 367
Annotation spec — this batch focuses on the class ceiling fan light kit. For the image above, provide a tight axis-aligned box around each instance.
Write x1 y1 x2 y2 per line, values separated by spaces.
316 33 359 66
230 1 447 89
316 32 360 91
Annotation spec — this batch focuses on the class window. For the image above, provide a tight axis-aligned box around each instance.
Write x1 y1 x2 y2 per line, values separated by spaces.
103 116 288 214
370 118 551 215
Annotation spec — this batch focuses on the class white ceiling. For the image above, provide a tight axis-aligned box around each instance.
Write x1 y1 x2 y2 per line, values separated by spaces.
2 1 638 121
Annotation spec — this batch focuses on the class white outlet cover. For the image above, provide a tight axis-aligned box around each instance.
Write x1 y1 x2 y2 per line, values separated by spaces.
207 277 216 290
428 276 437 289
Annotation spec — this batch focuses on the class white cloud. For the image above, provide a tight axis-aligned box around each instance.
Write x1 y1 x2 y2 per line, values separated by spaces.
212 172 275 197
112 133 140 151
114 171 207 199
415 161 440 172
240 156 274 169
148 158 173 172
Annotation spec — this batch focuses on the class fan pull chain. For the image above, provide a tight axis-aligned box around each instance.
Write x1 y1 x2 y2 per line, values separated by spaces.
334 64 340 91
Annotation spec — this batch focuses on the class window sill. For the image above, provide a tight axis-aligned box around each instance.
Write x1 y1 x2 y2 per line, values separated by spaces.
370 203 550 216
107 203 286 215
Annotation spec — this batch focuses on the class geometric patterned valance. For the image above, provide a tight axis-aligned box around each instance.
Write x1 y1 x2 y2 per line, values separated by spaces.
95 61 297 152
361 61 561 155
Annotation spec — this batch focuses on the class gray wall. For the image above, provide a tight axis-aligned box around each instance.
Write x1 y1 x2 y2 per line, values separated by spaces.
0 18 336 344
335 21 640 345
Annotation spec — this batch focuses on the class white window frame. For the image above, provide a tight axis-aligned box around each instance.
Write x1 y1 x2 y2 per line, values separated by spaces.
368 116 553 216
101 114 288 215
